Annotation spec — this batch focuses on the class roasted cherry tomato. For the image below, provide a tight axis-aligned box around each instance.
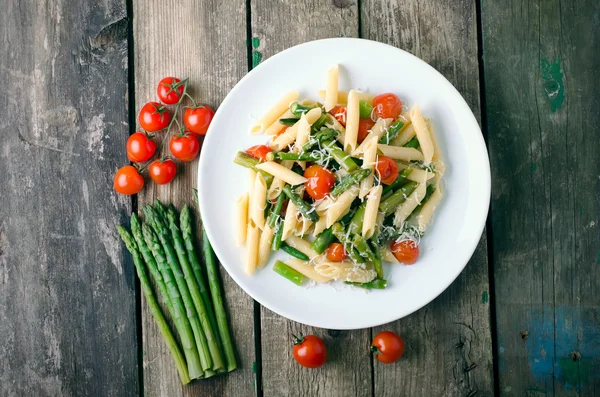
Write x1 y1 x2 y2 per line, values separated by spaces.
329 105 347 127
390 240 419 265
138 101 171 132
372 331 405 363
148 159 177 185
357 118 376 144
246 145 273 162
326 242 347 262
375 156 399 185
304 165 336 200
293 334 327 368
169 132 200 162
184 105 214 135
372 93 403 120
157 77 184 105
114 165 144 195
126 132 157 163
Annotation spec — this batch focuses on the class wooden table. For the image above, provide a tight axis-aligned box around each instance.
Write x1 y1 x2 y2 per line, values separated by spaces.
1 0 598 395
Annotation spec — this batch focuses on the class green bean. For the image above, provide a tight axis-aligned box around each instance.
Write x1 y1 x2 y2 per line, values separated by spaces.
282 185 319 222
322 139 359 171
378 119 406 145
310 228 336 254
330 168 372 197
379 181 418 216
345 279 388 289
273 260 305 286
381 168 413 199
359 100 373 118
280 242 309 261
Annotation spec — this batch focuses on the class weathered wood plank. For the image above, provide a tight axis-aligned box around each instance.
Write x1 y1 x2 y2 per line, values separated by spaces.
361 1 495 395
482 0 600 395
0 1 138 396
132 0 255 395
250 1 372 396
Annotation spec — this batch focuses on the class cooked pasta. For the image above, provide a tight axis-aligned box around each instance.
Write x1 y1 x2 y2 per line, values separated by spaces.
324 64 339 112
235 193 249 246
251 91 299 134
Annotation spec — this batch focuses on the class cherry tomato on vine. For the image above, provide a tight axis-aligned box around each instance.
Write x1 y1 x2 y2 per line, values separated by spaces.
372 93 403 120
169 132 200 162
329 105 347 127
157 77 185 105
304 165 336 200
390 240 419 265
357 118 375 144
375 156 399 185
139 102 172 132
126 132 157 163
114 165 144 195
148 159 177 185
326 242 347 262
246 145 272 162
293 335 327 368
184 105 214 135
371 331 405 364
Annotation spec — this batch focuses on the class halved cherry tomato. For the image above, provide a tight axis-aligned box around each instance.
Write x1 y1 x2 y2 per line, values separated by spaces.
357 118 375 144
157 77 184 105
293 334 327 368
139 102 171 132
329 105 347 127
304 165 336 200
372 93 403 120
148 159 177 185
371 331 405 363
375 156 399 185
126 132 157 163
246 145 273 161
390 240 419 265
114 165 144 195
169 132 200 162
326 242 347 262
184 105 214 135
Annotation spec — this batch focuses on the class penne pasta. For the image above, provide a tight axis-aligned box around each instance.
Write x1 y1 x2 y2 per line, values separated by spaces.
377 144 424 162
284 235 318 259
294 108 322 152
257 223 274 268
250 173 267 230
314 261 377 283
410 104 434 164
396 162 436 183
352 118 393 155
266 160 293 200
281 201 298 241
264 109 296 136
428 123 446 176
251 91 299 134
270 122 299 151
381 248 399 263
359 136 378 198
317 90 375 105
285 258 332 283
414 183 443 232
389 122 415 147
393 182 427 227
256 161 308 186
362 185 382 238
245 222 260 275
324 64 339 111
325 186 360 228
235 193 249 246
344 89 361 153
312 216 328 237
324 114 346 146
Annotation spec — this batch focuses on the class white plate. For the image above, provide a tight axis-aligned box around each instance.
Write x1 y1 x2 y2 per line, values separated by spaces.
198 38 490 330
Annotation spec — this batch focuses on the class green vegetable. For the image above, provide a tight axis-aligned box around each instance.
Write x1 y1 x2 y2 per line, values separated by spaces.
322 140 359 171
280 242 310 261
379 182 418 216
233 151 273 184
268 192 286 228
268 152 323 162
154 199 169 224
403 136 420 148
279 117 299 126
347 202 366 235
273 260 305 286
330 168 372 197
331 223 365 264
310 228 336 254
352 234 376 263
378 119 405 145
282 185 319 222
271 219 284 250
410 184 436 217
345 279 387 289
359 99 373 119
311 114 328 131
118 226 192 384
382 168 413 199
301 128 338 152
369 240 384 279
290 102 314 117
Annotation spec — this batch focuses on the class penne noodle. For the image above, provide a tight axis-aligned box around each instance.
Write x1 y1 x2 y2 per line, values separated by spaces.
296 216 313 237
245 222 260 275
381 248 399 263
393 182 427 227
324 65 339 111
396 162 436 183
284 235 318 259
314 260 377 283
414 182 443 232
270 122 299 151
294 107 322 151
251 91 299 134
317 90 375 105
312 216 328 237
325 186 360 228
256 161 308 186
257 223 274 268
250 173 267 230
264 109 296 136
281 201 298 241
359 136 378 198
410 104 434 164
324 114 346 146
362 185 383 238
235 193 249 246
390 122 415 147
285 258 332 283
344 89 360 153
352 118 393 155
266 160 293 200
377 144 424 162
428 123 446 176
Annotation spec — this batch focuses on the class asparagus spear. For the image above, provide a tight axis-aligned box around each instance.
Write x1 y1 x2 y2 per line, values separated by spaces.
271 219 284 251
280 242 310 260
268 192 286 228
378 119 405 145
290 102 315 117
310 114 328 132
233 152 274 184
345 279 387 289
403 136 420 148
273 260 305 286
330 168 372 197
279 117 299 126
154 199 169 222
322 140 359 171
310 228 336 254
282 185 319 222
301 128 339 152
347 202 366 235
143 205 213 372
267 152 323 162
331 223 365 264
381 168 413 199
164 204 224 372
379 182 418 216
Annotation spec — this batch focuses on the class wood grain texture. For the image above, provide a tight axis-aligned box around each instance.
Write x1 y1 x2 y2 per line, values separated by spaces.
482 0 600 395
250 1 372 396
0 0 138 396
362 1 494 396
133 0 256 395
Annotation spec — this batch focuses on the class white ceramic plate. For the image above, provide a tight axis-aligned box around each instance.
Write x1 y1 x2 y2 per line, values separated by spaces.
198 38 490 330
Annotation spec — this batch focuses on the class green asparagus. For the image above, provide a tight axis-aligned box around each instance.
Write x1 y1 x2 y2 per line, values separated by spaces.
382 168 413 199
347 202 366 235
378 119 405 145
330 168 372 197
271 219 284 250
310 228 336 254
300 128 339 152
233 152 273 184
268 192 286 228
273 260 305 286
331 223 365 264
280 242 309 261
359 99 373 118
279 117 299 126
290 102 314 117
379 181 418 216
267 152 323 162
403 136 420 148
322 140 359 171
345 279 388 289
282 185 319 222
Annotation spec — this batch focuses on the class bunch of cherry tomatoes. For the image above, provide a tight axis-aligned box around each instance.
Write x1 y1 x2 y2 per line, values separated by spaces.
293 330 405 368
114 77 215 195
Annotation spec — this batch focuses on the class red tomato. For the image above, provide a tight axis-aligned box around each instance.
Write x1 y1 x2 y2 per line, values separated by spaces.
169 133 200 162
246 145 273 162
139 102 172 132
293 335 327 368
390 240 420 265
372 93 403 120
184 105 214 135
304 165 336 200
126 132 157 163
375 156 399 185
114 165 144 195
371 331 405 363
357 118 376 144
329 106 347 127
148 159 177 185
157 77 184 105
276 126 289 137
326 243 347 262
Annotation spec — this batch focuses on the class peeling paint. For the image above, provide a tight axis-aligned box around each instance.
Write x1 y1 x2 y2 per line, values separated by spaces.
541 58 565 112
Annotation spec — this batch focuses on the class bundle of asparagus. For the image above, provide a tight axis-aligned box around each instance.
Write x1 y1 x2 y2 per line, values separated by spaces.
117 200 236 384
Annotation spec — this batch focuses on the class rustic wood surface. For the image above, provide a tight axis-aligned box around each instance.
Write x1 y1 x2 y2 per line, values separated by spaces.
2 0 599 396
